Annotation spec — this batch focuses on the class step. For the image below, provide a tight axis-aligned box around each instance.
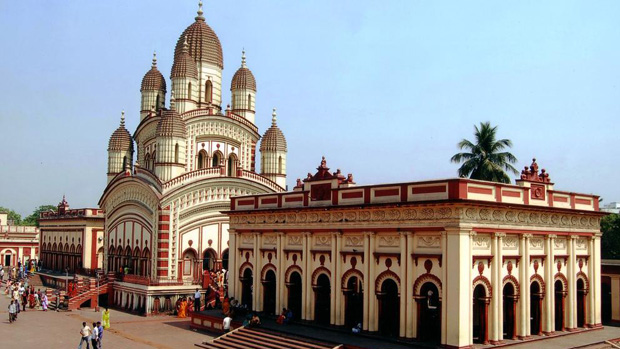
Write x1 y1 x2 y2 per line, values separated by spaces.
241 328 332 349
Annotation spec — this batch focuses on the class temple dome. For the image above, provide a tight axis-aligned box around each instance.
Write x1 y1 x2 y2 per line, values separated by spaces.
141 53 166 92
171 39 198 79
156 108 186 138
260 109 287 152
173 3 223 69
108 112 133 151
231 50 256 91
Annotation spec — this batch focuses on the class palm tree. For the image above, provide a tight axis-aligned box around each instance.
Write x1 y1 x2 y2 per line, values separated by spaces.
450 122 518 183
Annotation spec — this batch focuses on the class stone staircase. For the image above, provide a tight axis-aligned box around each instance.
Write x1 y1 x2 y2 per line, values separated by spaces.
196 327 339 349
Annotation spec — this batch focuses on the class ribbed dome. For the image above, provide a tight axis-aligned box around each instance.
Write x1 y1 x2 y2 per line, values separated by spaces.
231 51 256 91
108 112 134 152
171 39 198 79
174 6 223 69
141 53 167 92
260 109 287 152
156 108 186 138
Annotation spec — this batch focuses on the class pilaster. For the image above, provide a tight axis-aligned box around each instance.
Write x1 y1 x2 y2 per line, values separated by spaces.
567 235 577 329
440 231 448 345
276 232 284 315
363 231 371 331
330 232 338 325
592 234 602 326
443 227 472 348
544 234 556 334
302 232 312 320
334 232 343 325
229 229 237 300
519 233 532 338
491 232 505 343
399 231 408 338
368 232 377 332
405 231 414 338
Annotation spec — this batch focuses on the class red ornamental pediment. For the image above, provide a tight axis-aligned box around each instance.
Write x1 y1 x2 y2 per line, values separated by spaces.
520 158 551 183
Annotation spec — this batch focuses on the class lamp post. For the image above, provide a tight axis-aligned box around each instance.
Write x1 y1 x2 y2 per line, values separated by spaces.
95 271 100 312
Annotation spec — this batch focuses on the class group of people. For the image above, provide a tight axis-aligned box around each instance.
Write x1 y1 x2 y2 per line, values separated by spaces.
78 321 104 349
276 308 294 325
4 269 49 322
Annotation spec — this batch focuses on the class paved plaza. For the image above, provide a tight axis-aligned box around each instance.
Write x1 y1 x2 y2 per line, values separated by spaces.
0 289 213 348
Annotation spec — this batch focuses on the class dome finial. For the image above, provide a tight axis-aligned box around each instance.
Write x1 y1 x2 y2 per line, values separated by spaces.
196 1 205 20
241 49 246 68
120 110 126 127
152 51 157 68
272 108 277 126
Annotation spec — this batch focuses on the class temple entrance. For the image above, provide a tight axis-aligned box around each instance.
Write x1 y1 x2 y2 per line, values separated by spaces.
418 282 441 343
344 276 363 329
263 270 276 315
577 279 586 328
314 274 331 325
202 249 216 271
530 281 543 335
555 280 565 331
473 284 489 344
288 272 302 321
503 283 517 340
241 268 253 309
602 277 612 323
378 279 399 338
4 254 11 267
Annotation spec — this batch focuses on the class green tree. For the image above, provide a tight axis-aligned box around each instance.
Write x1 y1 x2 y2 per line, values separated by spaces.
601 213 620 259
22 205 57 227
450 121 519 183
0 207 22 225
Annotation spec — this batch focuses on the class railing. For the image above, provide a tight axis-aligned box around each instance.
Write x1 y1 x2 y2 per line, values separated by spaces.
240 170 285 192
181 108 259 134
162 167 221 190
134 166 163 187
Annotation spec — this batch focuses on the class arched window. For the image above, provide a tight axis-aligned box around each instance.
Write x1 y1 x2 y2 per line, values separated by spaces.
151 151 156 169
197 150 207 169
174 143 179 163
278 156 283 174
205 80 213 103
187 82 192 99
247 94 252 109
228 155 237 177
155 95 160 110
145 153 151 170
212 152 221 167
122 156 128 170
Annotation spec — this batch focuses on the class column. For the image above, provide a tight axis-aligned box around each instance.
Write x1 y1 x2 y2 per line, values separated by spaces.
544 234 556 334
363 232 371 331
334 232 343 325
519 234 532 338
330 232 337 325
443 228 472 348
229 230 237 300
440 231 448 345
405 232 414 338
275 232 283 315
302 232 311 320
278 233 286 310
567 235 577 329
399 231 407 338
252 232 260 312
368 232 377 332
492 233 504 343
592 234 602 326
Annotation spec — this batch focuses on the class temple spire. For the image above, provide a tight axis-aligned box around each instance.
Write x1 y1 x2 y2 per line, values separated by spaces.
120 110 125 127
152 51 157 68
241 49 246 68
196 1 204 20
272 108 277 126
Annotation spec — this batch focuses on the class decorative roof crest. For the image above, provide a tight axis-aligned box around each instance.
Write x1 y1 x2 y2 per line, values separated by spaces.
520 158 551 183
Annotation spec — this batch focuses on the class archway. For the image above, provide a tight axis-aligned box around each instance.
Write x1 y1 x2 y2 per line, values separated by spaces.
314 274 331 325
503 283 517 339
221 249 229 270
473 284 489 344
182 249 197 278
577 279 586 328
418 282 441 343
531 281 543 335
378 279 400 338
555 280 565 331
241 268 253 309
202 249 217 271
288 272 302 321
344 276 363 329
262 270 276 315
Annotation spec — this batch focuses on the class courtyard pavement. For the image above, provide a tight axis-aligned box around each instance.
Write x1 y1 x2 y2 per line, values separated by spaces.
0 288 213 348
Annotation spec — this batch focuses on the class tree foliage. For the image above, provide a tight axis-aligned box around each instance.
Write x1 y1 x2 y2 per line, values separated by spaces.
0 207 22 225
601 213 620 260
451 121 519 184
22 205 57 227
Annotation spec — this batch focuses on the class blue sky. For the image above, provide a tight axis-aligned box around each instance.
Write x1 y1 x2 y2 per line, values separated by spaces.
1 1 619 217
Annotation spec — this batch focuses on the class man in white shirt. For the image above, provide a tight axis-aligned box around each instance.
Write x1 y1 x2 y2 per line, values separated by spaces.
91 322 99 349
194 288 201 312
78 321 92 349
223 315 232 332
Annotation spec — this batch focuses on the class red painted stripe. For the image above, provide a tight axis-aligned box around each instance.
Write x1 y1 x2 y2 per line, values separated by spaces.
284 196 303 202
237 199 254 206
375 188 399 197
411 185 446 194
157 252 168 258
156 270 168 276
342 191 363 199
157 243 169 249
575 198 592 205
158 224 169 231
158 233 169 239
159 215 170 221
157 261 168 267
502 190 521 198
468 186 493 195
554 196 568 203
261 198 278 205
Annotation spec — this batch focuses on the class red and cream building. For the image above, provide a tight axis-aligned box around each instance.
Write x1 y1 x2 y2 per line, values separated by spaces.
226 157 604 348
0 212 39 267
98 2 287 314
39 196 104 274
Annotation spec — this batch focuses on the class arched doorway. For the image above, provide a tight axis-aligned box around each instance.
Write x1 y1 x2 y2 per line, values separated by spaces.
555 280 565 331
378 279 400 338
418 282 441 343
602 277 612 323
314 274 331 325
241 268 253 309
503 283 517 340
288 272 302 321
473 284 489 344
221 249 229 270
577 279 586 328
344 276 363 329
530 281 543 335
202 249 216 271
262 270 276 315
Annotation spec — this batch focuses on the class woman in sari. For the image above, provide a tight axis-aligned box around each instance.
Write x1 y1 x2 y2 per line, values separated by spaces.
102 308 111 329
28 290 35 308
177 298 187 318
222 297 230 316
41 293 48 311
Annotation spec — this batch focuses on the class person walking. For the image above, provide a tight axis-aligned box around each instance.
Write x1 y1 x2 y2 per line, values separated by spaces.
78 321 92 349
223 315 232 333
91 322 99 349
194 288 201 312
102 308 110 329
41 292 48 311
8 300 17 323
96 321 103 349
